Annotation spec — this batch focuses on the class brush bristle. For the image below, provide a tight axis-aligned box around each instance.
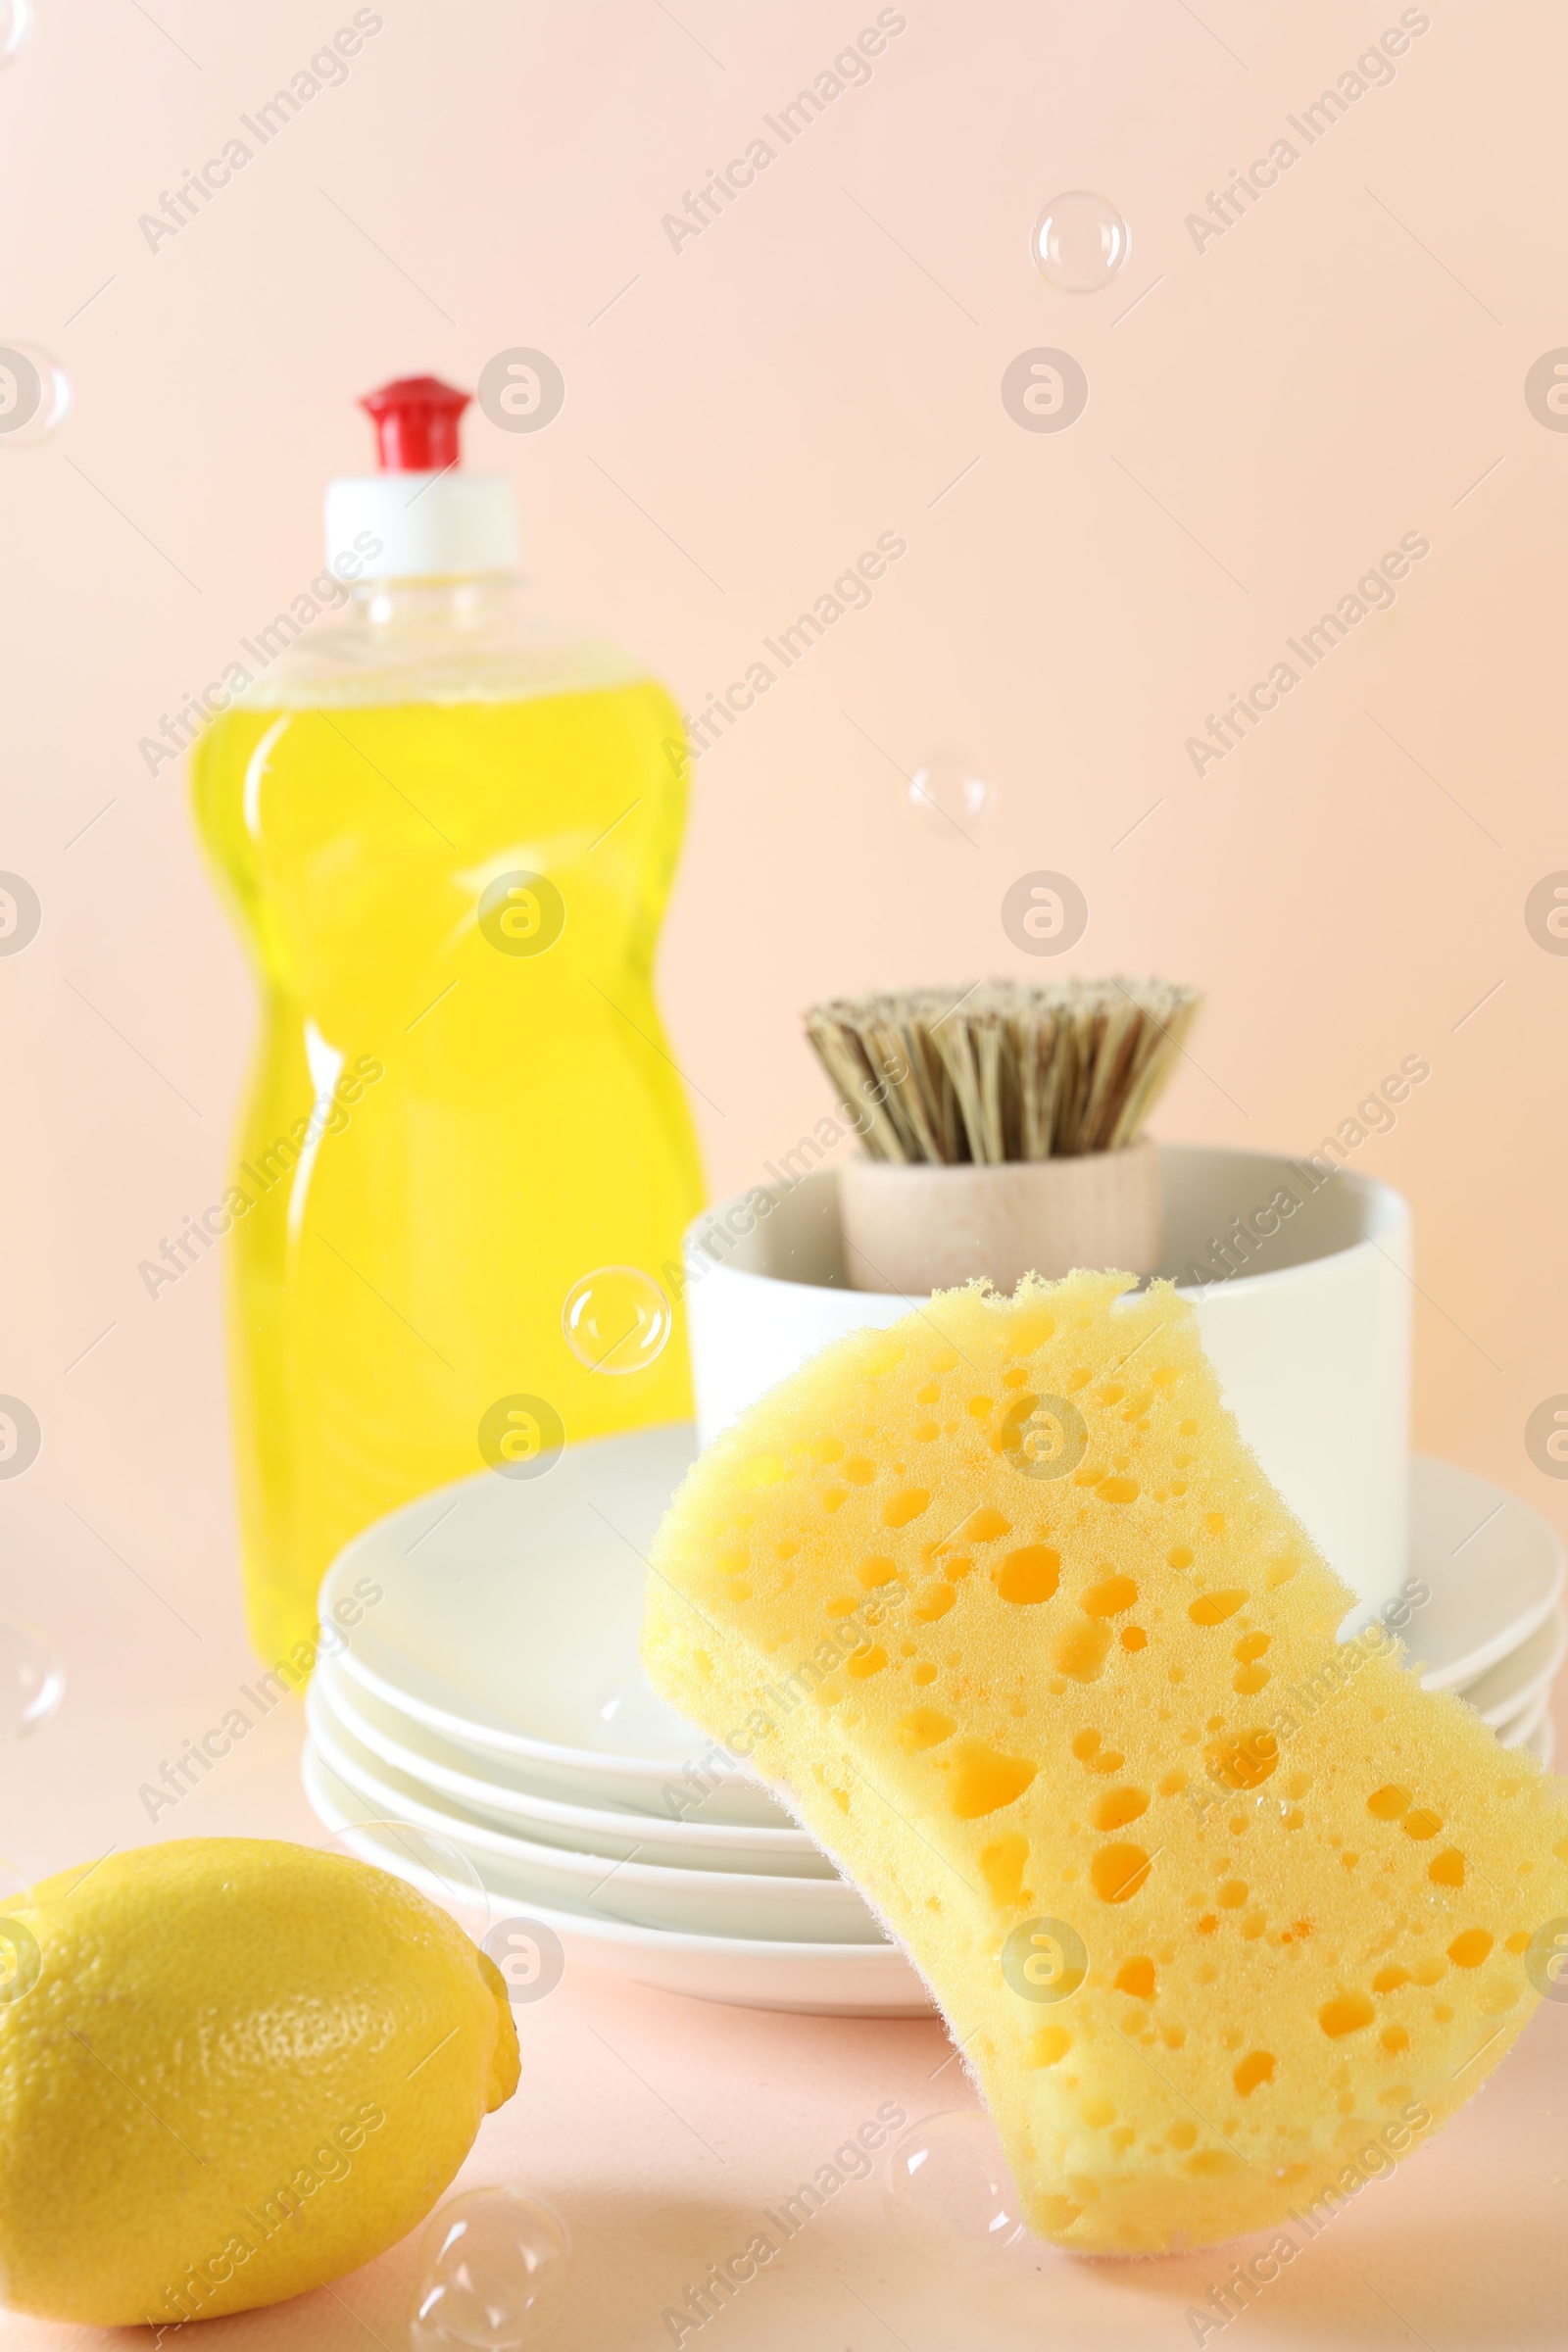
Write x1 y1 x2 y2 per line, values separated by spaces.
805 977 1201 1165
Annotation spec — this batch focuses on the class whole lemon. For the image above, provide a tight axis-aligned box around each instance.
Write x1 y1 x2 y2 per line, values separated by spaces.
0 1838 520 2326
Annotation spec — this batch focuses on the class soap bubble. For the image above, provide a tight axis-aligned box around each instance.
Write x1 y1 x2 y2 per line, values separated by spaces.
0 344 69 447
411 2185 572 2349
0 0 31 68
908 753 995 840
0 1627 62 1739
885 2110 1026 2265
1032 192 1130 292
563 1267 671 1376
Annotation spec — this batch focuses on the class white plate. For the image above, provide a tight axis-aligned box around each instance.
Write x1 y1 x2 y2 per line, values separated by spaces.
311 1660 833 1876
1404 1455 1564 1689
303 1712 885 1944
1523 1711 1557 1767
1497 1688 1550 1750
324 1425 791 1829
323 1433 1559 1754
1457 1608 1566 1730
305 1747 931 2015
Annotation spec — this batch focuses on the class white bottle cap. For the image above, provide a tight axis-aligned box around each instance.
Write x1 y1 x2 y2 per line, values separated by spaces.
324 471 517 581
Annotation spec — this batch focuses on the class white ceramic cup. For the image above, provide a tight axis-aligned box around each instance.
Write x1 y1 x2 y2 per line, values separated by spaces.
682 1146 1412 1620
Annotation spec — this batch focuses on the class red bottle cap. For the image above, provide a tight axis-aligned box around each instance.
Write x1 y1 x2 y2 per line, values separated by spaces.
359 375 471 472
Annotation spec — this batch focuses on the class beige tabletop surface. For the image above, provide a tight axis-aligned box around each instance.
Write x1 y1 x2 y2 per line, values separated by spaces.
5 1574 1563 2352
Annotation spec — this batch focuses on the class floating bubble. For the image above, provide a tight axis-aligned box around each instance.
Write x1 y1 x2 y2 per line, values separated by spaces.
0 343 69 447
412 2185 572 2350
0 1626 62 1740
0 1856 30 1905
908 753 995 839
885 2109 1026 2265
563 1267 671 1376
0 0 31 68
1031 191 1130 293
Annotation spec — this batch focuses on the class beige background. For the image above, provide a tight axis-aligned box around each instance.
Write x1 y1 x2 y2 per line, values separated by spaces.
2 2 1566 2345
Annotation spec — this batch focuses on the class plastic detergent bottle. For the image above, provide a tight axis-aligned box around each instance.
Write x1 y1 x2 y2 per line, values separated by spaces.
192 375 704 1664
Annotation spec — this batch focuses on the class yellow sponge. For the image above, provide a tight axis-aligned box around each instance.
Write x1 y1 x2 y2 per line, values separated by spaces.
642 1272 1568 2254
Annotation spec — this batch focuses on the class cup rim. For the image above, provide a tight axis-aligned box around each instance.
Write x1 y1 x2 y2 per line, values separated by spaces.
685 1143 1410 1303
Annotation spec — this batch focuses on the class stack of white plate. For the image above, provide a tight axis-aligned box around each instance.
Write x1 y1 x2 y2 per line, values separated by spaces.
304 1431 1562 2017
306 1426 928 2015
1400 1455 1563 1758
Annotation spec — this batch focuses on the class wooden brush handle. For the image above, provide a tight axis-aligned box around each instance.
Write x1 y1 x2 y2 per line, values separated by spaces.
838 1141 1163 1294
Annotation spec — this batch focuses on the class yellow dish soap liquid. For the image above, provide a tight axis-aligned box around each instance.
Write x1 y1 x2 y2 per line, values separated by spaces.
192 376 704 1664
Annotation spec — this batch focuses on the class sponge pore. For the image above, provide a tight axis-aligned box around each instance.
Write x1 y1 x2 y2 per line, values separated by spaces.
642 1272 1568 2254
